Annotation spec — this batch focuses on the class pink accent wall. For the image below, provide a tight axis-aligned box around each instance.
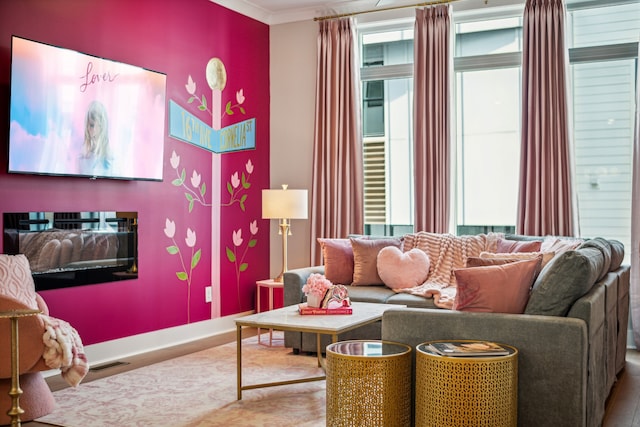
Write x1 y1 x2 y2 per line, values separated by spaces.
0 0 270 344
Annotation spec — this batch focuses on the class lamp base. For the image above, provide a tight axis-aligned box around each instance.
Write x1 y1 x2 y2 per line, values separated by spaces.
272 220 289 284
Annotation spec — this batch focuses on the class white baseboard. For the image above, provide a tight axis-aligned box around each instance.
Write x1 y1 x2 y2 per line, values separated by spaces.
43 311 253 378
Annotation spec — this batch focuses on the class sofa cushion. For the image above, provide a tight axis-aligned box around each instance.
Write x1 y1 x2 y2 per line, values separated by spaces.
351 237 402 286
496 238 542 253
578 238 611 281
525 247 603 316
339 284 396 303
317 238 354 285
385 292 440 308
377 247 430 290
453 257 540 314
608 240 624 271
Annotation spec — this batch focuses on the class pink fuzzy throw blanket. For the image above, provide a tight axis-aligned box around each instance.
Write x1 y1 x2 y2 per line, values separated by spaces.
396 232 502 309
42 315 89 387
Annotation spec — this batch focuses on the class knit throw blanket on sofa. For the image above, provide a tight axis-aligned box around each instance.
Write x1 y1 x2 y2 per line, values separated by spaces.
397 232 501 309
42 315 89 387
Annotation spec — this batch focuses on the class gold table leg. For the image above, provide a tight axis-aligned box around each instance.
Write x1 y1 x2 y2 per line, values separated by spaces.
0 309 41 427
236 325 242 400
8 317 23 427
315 333 338 370
236 324 327 400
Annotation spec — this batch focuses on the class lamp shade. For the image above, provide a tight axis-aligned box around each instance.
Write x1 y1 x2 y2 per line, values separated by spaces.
262 187 308 219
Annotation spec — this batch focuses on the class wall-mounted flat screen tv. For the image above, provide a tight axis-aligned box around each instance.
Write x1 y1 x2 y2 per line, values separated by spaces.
8 36 167 181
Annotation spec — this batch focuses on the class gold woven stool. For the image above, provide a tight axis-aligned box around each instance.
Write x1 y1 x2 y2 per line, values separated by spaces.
416 340 518 427
326 340 411 427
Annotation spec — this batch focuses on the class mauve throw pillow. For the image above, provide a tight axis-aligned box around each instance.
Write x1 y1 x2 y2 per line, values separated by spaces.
468 256 523 267
468 254 544 278
540 237 584 256
496 238 542 253
453 257 541 314
317 238 354 285
351 237 402 286
480 251 555 269
377 246 430 290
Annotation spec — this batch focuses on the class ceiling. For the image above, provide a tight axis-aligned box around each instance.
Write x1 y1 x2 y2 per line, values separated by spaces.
214 0 625 25
212 0 444 25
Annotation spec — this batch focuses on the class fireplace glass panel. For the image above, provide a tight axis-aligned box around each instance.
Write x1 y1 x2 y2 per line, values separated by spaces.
3 211 138 291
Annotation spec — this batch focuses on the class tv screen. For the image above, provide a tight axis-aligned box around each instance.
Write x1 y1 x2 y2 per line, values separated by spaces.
8 36 167 181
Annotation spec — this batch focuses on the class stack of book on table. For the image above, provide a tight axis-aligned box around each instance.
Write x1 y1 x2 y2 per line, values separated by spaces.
425 341 510 357
298 302 352 315
299 283 352 315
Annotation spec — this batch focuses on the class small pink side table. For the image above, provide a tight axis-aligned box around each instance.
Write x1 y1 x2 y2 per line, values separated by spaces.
256 279 284 346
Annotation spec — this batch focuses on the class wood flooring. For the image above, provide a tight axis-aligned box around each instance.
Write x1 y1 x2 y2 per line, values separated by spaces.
19 336 640 426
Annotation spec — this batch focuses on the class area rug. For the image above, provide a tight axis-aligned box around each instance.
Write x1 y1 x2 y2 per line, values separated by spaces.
37 333 326 426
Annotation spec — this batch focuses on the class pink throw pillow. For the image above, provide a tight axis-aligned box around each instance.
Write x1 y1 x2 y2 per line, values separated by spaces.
0 254 38 309
479 251 555 269
540 237 584 256
351 237 402 286
453 257 541 314
467 254 544 278
496 238 542 253
377 247 430 290
318 238 354 285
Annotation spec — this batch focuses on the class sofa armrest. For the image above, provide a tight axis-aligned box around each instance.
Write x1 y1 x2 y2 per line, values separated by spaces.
283 266 325 307
381 308 588 427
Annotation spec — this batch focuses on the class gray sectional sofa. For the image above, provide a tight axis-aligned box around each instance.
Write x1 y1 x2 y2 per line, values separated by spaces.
283 234 630 427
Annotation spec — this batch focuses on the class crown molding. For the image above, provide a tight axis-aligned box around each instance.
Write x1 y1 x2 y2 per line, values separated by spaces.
211 0 332 25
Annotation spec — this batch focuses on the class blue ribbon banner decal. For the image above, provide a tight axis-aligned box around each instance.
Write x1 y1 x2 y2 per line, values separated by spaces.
168 100 256 153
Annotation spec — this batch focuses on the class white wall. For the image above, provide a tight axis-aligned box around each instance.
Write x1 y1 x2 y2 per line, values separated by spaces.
268 21 317 276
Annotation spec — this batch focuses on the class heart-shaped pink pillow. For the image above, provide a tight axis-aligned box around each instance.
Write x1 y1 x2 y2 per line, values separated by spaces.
377 246 430 290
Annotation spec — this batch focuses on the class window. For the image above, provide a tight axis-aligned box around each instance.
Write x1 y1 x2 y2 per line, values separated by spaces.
358 1 639 251
360 24 414 235
454 17 522 234
568 1 640 255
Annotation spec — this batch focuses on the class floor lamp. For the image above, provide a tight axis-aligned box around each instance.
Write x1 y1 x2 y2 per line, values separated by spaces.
262 185 308 282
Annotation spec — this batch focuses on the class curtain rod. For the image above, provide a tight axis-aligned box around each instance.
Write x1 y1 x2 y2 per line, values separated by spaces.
313 0 467 21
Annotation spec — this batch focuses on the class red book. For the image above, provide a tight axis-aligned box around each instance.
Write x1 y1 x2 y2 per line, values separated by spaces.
298 303 352 315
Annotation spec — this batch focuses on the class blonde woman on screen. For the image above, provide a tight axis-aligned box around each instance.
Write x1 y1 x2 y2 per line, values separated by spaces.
79 100 112 176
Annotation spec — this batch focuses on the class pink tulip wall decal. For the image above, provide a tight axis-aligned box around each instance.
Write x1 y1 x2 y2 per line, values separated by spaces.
226 220 258 306
221 159 253 211
170 150 210 212
165 218 202 323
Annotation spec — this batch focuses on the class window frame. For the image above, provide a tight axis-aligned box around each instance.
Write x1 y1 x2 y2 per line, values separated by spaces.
357 1 639 237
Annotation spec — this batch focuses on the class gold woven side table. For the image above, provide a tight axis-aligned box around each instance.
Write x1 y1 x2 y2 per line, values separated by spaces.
326 340 411 427
416 340 518 427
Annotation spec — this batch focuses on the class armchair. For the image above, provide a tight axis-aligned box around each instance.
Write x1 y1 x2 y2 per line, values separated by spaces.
0 254 87 425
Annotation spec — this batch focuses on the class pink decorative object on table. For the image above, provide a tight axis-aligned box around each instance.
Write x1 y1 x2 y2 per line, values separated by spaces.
298 284 352 314
322 284 352 309
302 273 333 308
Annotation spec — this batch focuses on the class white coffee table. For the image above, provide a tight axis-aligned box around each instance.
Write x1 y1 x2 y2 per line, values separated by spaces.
234 301 404 399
